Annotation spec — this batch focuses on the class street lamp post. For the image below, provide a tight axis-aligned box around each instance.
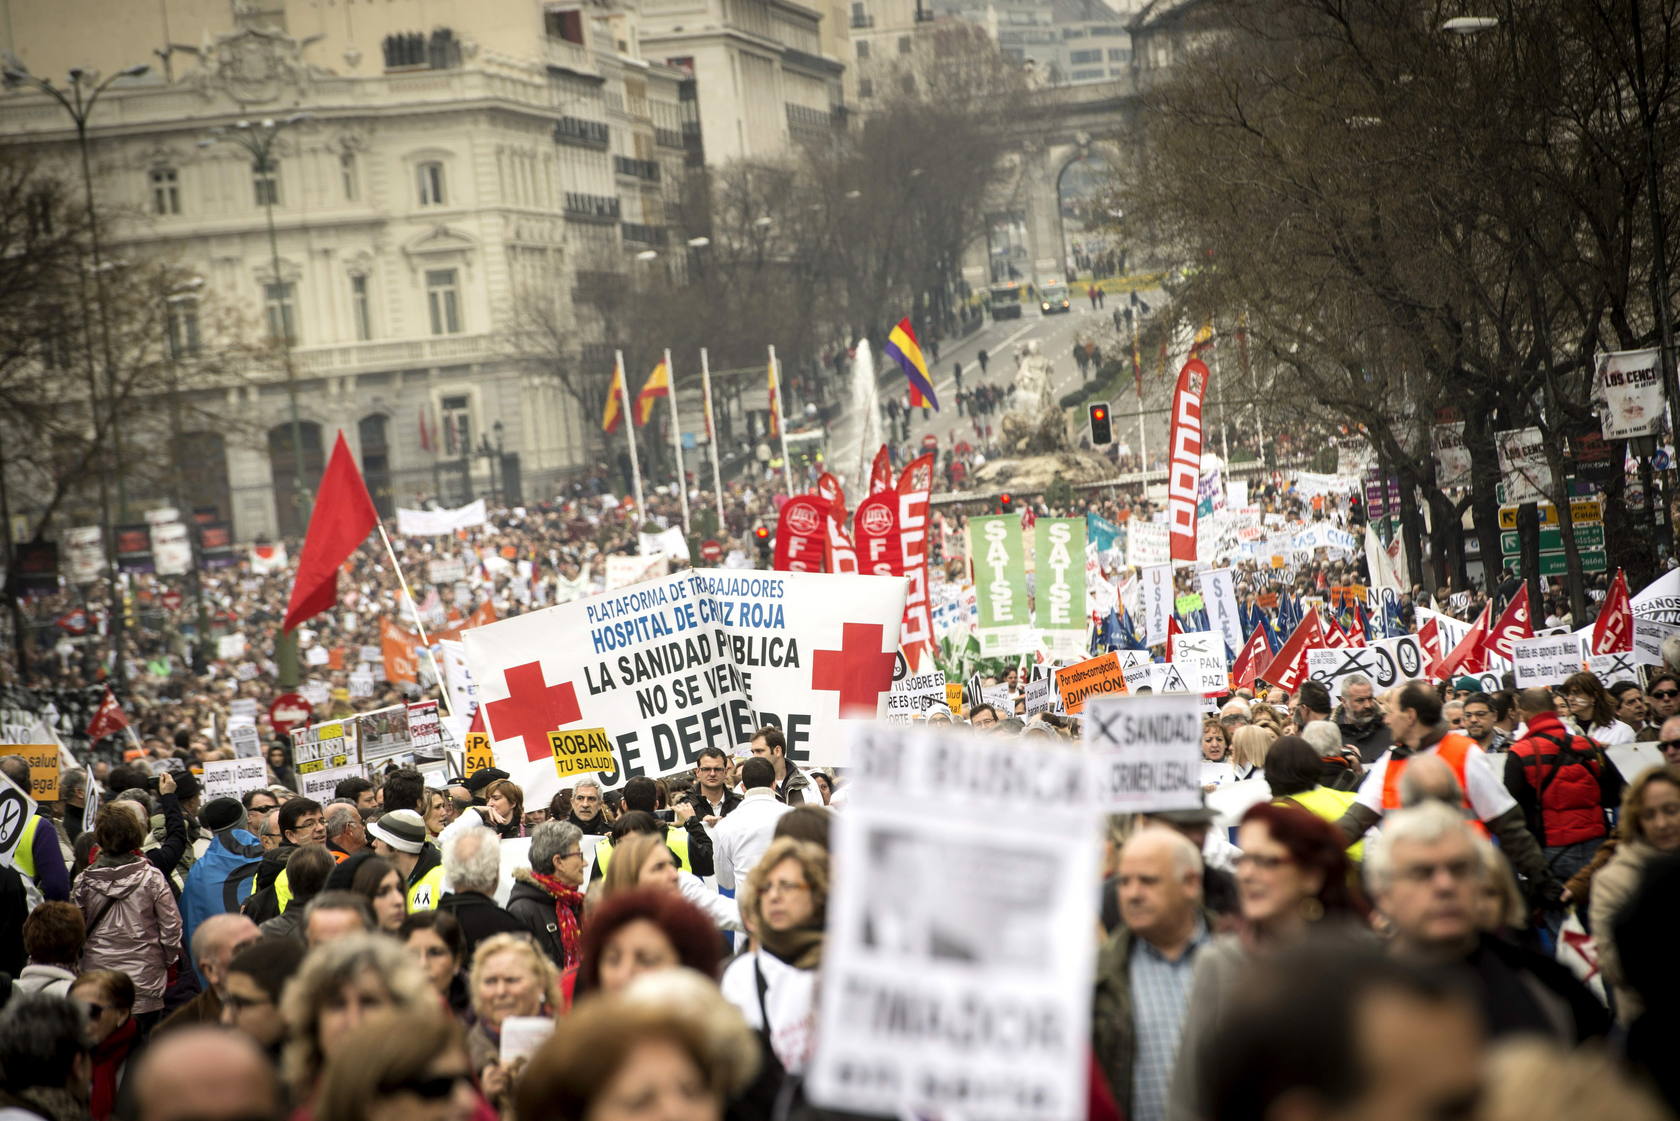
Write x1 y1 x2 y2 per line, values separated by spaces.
202 114 313 533
3 60 149 689
165 277 213 673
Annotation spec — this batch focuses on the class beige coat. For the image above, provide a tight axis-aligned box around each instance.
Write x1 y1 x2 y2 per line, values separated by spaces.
1588 837 1658 1023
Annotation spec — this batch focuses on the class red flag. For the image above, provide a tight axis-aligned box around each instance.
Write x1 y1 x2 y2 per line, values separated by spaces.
1167 614 1185 660
86 686 129 741
1231 623 1273 689
869 446 893 495
896 453 936 669
852 492 902 578
1020 504 1036 532
1268 611 1324 693
1591 569 1633 654
419 406 433 453
1481 585 1532 662
1346 603 1368 646
1321 612 1354 649
283 431 379 632
1167 356 1210 564
1418 616 1444 678
773 495 829 572
815 472 847 524
1437 605 1491 677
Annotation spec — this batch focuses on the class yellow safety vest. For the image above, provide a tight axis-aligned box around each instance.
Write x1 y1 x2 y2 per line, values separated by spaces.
1275 787 1364 861
275 868 293 913
594 826 692 876
15 815 40 881
407 864 446 913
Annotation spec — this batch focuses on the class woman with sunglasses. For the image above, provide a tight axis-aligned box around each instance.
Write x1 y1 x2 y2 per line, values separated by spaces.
68 970 138 1121
1169 802 1370 1120
316 1010 484 1121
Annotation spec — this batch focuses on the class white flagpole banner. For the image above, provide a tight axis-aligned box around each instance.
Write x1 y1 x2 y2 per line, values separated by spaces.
1594 347 1664 439
1143 564 1173 647
807 724 1098 1121
1198 568 1242 660
395 499 489 536
463 570 907 805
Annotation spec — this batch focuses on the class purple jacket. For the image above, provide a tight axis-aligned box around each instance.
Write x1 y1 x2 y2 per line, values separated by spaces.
71 853 182 1014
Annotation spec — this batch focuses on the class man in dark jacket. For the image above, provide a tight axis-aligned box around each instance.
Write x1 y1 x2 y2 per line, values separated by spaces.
622 777 713 876
564 778 611 835
434 825 525 960
1334 675 1393 763
507 820 587 969
684 747 742 823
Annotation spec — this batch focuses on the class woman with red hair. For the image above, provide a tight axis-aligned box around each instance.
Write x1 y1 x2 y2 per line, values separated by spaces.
1169 802 1372 1119
567 888 725 1007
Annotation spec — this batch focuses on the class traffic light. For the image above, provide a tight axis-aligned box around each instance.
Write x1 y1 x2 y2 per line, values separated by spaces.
753 525 771 564
1088 401 1113 446
999 493 1014 514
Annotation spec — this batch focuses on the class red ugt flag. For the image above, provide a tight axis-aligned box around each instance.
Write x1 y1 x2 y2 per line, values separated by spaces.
86 687 129 741
1591 570 1632 654
1231 623 1273 689
1481 585 1533 662
283 431 379 632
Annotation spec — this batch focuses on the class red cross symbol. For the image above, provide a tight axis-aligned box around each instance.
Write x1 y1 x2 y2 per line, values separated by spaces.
485 661 582 762
812 623 898 718
1560 927 1600 981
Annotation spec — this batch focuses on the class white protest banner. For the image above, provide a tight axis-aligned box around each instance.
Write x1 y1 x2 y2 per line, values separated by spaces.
301 762 368 803
1495 427 1552 505
357 704 412 761
605 553 668 589
1169 630 1228 694
200 757 268 801
1632 568 1680 625
1123 661 1193 695
218 633 247 661
408 699 444 753
639 526 692 562
1198 568 1242 663
348 669 374 698
1127 522 1170 567
1082 694 1203 813
291 719 357 774
1306 635 1426 699
1142 564 1173 647
1587 651 1641 687
464 570 908 806
1595 348 1664 440
396 499 488 536
427 558 468 586
1633 615 1680 666
229 724 262 760
807 724 1097 1121
886 669 948 721
1511 634 1584 688
228 698 258 725
0 771 38 869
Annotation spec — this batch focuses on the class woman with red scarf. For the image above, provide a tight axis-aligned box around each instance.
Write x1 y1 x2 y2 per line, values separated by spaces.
69 970 140 1121
507 821 588 970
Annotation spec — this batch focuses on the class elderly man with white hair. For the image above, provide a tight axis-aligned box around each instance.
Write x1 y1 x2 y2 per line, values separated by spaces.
1367 802 1608 1043
563 777 610 834
1299 720 1362 791
434 825 526 960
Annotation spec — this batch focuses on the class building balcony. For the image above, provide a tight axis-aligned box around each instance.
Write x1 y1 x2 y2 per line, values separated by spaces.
544 36 598 75
655 126 684 149
622 222 667 244
614 156 661 181
289 333 497 376
565 192 622 221
786 103 834 134
850 12 874 27
553 116 612 149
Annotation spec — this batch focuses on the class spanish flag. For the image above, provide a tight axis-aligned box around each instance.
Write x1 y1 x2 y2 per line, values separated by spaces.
634 360 670 427
883 317 939 411
602 362 626 432
768 358 782 438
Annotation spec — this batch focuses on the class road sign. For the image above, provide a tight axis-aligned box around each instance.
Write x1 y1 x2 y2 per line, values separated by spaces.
1507 548 1609 576
1497 498 1603 530
1498 524 1606 554
268 692 312 736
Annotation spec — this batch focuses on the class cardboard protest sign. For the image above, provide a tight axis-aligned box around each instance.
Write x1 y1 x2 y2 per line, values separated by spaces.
229 698 258 724
1123 662 1193 695
1170 630 1228 694
1025 671 1065 716
808 724 1098 1121
408 700 444 754
1587 651 1640 687
1306 635 1426 699
1082 695 1204 813
0 772 38 869
13 745 59 801
968 515 1031 656
356 704 413 762
301 762 368 803
1055 651 1125 715
200 757 268 801
464 731 496 778
547 728 615 778
1511 634 1584 688
886 668 948 721
291 720 357 774
229 724 262 759
1633 616 1680 666
945 682 965 716
464 570 906 805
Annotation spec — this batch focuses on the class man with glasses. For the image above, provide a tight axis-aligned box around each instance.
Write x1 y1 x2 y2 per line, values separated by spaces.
1646 671 1680 726
1366 801 1608 1042
242 789 278 838
685 747 742 825
1659 714 1680 767
1460 693 1509 753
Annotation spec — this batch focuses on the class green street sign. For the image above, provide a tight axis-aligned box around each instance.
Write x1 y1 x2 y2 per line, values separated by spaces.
1497 524 1606 554
1499 547 1608 576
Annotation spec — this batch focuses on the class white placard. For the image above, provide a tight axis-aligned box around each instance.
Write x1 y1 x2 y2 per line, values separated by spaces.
300 680 331 707
300 762 368 803
1127 522 1170 567
228 698 258 725
807 724 1097 1121
1123 661 1193 695
1170 630 1228 694
348 669 375 698
217 633 247 661
1607 742 1665 783
1305 635 1426 700
0 771 39 869
229 724 262 759
305 646 331 667
499 1016 555 1065
1587 651 1641 687
200 757 269 801
1495 427 1552 505
1595 348 1664 440
291 719 357 773
1511 634 1584 688
1082 694 1204 813
886 670 948 719
1633 615 1680 666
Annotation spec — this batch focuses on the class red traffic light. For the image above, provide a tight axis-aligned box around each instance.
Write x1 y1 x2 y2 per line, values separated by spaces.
753 526 770 540
1092 406 1107 421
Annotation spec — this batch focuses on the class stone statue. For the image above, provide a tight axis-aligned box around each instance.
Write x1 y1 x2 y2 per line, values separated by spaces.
1000 340 1067 454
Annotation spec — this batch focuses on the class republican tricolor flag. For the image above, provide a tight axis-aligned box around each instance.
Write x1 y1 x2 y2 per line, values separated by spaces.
883 318 939 411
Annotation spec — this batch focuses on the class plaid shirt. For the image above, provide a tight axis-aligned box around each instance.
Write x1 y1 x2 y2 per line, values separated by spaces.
1128 918 1209 1121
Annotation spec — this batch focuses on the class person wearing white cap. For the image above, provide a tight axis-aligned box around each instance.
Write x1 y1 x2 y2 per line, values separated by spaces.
367 809 444 912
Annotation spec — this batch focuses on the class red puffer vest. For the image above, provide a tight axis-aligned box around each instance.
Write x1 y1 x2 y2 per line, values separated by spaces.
1509 710 1610 847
